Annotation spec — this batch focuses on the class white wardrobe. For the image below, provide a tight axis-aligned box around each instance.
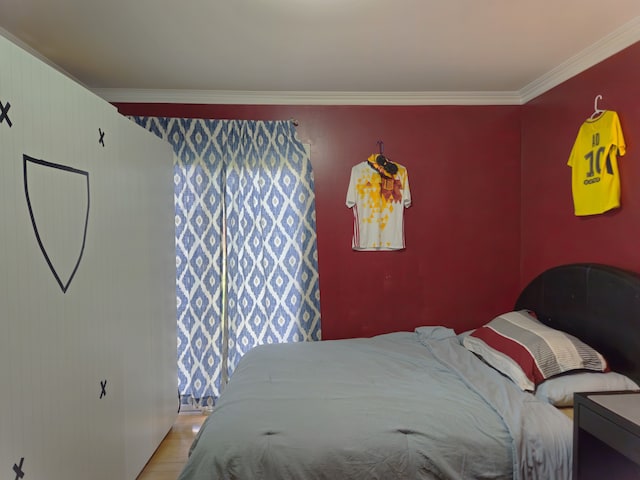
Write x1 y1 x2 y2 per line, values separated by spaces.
0 35 178 479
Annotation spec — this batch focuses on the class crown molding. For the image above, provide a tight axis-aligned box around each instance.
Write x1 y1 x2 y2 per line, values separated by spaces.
519 16 640 103
92 88 522 106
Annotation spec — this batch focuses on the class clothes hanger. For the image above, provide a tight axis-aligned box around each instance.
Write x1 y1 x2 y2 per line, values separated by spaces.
371 140 398 175
589 94 605 120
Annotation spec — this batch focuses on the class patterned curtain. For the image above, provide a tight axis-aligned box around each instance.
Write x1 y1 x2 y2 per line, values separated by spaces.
130 117 321 408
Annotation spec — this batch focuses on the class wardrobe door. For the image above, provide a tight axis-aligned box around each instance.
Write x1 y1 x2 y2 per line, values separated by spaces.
77 94 127 480
0 35 126 480
0 34 177 480
116 115 177 479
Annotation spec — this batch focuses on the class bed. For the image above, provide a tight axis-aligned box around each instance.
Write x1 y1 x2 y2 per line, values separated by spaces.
178 263 640 480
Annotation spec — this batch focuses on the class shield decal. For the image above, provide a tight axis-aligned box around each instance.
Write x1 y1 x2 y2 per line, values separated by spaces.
23 155 90 293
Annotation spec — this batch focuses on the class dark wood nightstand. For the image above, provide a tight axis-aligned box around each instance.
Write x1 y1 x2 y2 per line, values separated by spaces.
573 391 640 480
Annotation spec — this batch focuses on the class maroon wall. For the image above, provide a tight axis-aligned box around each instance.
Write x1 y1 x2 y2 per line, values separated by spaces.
521 42 640 288
116 103 522 339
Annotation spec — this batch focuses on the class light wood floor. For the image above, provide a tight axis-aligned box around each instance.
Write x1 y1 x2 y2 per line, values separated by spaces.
137 412 208 480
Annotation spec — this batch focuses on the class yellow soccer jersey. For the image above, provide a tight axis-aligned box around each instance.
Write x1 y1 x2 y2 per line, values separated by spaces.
567 110 626 216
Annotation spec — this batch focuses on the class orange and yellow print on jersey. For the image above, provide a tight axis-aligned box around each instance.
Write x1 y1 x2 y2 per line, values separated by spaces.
346 154 411 251
568 110 626 216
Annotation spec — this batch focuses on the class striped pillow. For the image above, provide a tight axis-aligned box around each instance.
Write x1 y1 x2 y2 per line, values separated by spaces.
463 310 608 391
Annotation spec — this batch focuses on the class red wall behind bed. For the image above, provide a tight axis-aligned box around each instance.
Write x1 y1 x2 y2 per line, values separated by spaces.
520 41 640 287
115 103 522 339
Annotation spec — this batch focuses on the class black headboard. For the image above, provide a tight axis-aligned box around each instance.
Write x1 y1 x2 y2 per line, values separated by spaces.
515 263 640 385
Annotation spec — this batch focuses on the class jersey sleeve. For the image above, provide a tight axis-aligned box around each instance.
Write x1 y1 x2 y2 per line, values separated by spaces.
402 169 412 208
567 126 582 168
612 111 626 157
346 166 357 208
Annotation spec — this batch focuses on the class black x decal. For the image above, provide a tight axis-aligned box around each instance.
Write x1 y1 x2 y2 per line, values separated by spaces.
0 101 12 128
100 379 107 399
98 128 105 147
13 457 24 479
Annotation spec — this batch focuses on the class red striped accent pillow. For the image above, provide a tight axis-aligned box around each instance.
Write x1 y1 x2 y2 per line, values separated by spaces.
463 310 608 391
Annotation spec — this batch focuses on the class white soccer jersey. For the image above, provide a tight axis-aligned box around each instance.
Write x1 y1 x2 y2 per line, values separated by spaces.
346 155 411 251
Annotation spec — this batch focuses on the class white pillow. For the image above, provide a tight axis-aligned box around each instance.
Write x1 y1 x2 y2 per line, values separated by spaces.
535 371 639 407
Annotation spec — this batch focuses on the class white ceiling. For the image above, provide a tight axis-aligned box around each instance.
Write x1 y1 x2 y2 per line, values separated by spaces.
2 0 640 104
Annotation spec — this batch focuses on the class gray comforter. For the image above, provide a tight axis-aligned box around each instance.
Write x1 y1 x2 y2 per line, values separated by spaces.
178 327 572 480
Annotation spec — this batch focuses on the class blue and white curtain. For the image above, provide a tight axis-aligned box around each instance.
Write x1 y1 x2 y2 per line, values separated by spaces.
130 117 321 408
